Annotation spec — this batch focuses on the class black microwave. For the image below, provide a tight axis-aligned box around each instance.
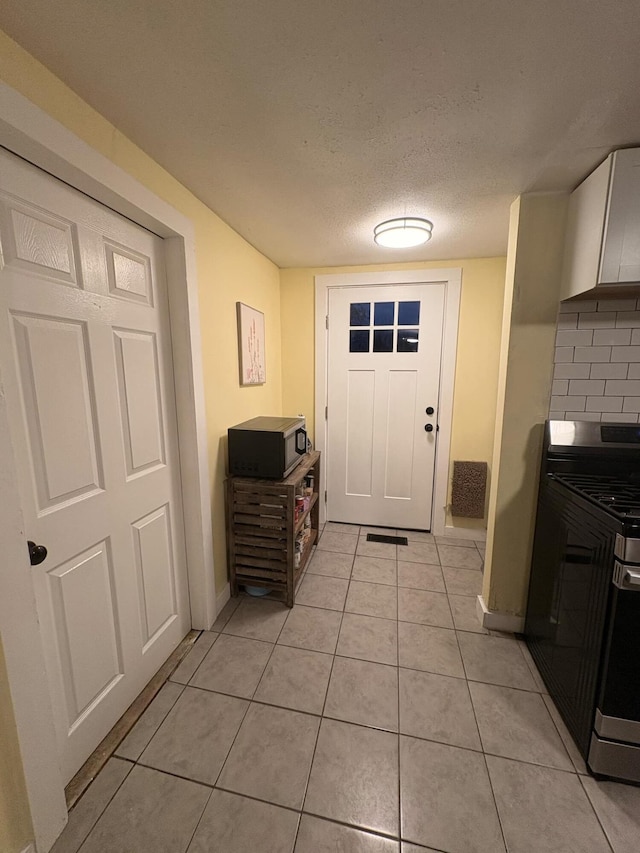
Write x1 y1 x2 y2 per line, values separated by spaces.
228 416 307 479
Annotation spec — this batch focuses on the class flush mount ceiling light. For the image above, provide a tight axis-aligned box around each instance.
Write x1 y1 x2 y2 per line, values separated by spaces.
373 217 433 248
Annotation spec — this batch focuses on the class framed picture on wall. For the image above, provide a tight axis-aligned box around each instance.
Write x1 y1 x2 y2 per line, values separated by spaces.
237 302 266 385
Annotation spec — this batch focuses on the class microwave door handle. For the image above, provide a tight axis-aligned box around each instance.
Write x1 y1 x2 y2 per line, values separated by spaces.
295 428 307 455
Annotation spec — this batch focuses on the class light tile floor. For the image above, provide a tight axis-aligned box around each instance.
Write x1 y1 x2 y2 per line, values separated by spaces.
52 524 640 853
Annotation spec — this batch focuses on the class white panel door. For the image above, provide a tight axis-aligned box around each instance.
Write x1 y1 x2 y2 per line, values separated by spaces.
0 149 190 782
327 284 445 529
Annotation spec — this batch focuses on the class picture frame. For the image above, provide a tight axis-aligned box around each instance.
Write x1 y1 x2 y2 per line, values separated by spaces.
236 302 266 385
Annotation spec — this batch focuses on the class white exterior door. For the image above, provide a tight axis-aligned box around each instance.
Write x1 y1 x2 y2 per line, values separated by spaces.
327 284 446 529
0 149 190 782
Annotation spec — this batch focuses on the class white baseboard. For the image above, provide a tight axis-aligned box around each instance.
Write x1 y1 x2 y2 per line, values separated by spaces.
476 595 525 633
214 583 231 621
443 525 486 542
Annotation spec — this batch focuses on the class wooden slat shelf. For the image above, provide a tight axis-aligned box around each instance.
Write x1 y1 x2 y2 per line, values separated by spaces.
226 451 321 607
295 492 319 535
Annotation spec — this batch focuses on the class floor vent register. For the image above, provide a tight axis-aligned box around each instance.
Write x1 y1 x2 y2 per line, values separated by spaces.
366 533 409 546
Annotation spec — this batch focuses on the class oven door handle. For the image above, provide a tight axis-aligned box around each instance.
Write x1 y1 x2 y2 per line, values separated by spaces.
613 561 640 590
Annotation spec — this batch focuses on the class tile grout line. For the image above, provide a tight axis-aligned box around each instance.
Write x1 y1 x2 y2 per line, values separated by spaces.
194 597 297 818
509 643 575 769
577 776 617 853
72 535 625 852
64 759 135 853
116 681 187 761
459 624 509 853
147 598 296 815
137 680 594 772
181 784 214 853
540 693 589 777
293 542 353 849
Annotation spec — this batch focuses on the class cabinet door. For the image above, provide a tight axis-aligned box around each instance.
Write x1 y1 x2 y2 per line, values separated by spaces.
560 156 610 300
600 148 640 284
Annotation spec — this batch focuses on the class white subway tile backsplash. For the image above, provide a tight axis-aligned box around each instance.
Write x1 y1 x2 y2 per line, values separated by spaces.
565 411 601 421
549 411 565 420
553 363 591 380
610 413 639 423
555 347 574 363
556 329 594 347
573 347 611 362
615 311 640 328
568 379 605 396
590 363 628 379
604 380 640 396
557 313 578 330
560 300 596 313
578 312 616 329
599 298 638 312
551 396 586 411
552 299 640 423
585 396 623 412
592 329 632 347
611 346 640 362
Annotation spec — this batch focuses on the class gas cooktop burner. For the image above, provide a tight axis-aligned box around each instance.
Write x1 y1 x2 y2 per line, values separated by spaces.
552 473 640 520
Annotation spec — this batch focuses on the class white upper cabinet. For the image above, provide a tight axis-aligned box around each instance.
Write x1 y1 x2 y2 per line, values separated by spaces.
561 148 640 300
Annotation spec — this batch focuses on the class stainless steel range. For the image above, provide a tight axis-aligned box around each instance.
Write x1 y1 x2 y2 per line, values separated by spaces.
525 420 640 784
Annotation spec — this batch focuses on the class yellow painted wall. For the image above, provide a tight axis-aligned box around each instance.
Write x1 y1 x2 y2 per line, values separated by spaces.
483 193 568 615
0 30 283 598
0 31 505 853
0 30 282 851
281 258 506 529
0 642 32 853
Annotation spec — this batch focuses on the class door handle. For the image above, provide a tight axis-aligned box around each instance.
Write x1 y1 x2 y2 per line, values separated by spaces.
424 424 433 433
613 561 640 590
27 540 48 566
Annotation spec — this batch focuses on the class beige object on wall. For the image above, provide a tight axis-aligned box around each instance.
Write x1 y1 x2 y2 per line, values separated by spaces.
451 461 487 518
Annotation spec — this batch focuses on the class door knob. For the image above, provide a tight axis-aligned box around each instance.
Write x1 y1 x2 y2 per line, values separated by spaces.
27 540 48 566
424 424 433 433
426 407 434 415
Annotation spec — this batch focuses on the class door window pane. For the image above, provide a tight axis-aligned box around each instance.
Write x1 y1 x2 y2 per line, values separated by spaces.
373 329 393 352
350 302 370 326
350 330 370 352
374 302 395 326
398 301 420 325
397 329 419 353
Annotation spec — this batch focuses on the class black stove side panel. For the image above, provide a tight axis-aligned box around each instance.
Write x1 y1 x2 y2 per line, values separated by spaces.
525 479 615 758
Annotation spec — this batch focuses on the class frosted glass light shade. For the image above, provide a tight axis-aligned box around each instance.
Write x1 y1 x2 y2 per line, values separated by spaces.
374 217 433 248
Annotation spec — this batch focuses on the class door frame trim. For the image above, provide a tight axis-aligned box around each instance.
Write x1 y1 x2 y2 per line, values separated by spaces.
0 82 215 851
314 269 462 535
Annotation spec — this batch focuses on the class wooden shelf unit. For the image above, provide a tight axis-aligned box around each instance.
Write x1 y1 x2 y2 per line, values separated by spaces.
226 451 320 607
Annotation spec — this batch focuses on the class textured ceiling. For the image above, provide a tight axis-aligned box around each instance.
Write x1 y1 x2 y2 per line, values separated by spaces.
2 1 640 267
